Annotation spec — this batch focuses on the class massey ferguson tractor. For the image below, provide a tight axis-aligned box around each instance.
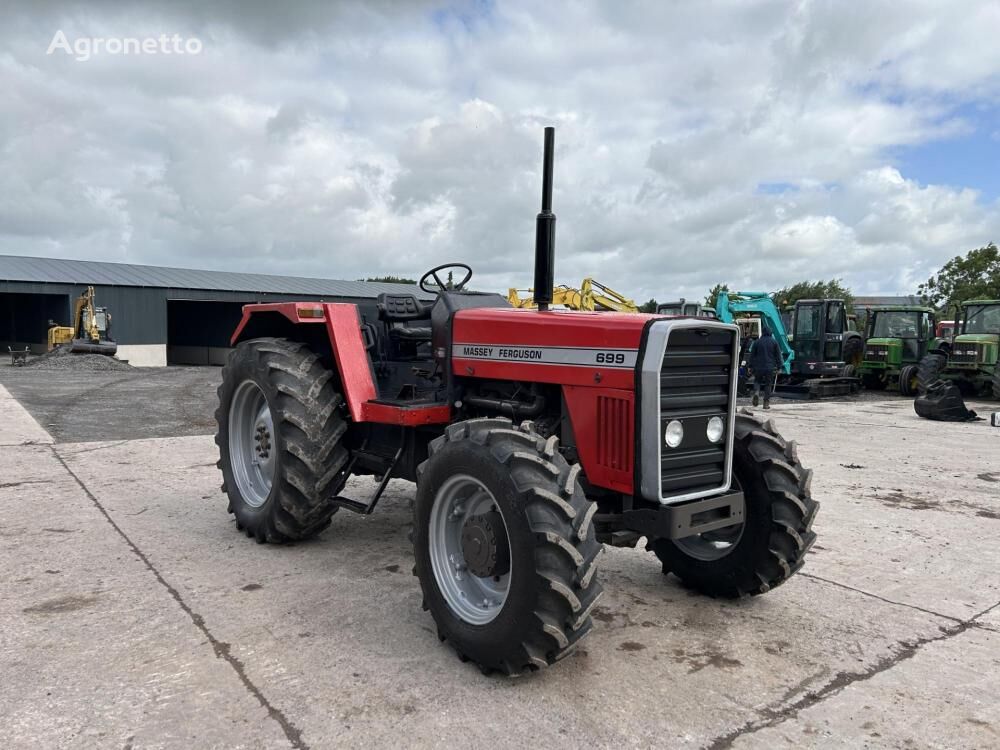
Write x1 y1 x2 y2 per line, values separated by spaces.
215 128 818 675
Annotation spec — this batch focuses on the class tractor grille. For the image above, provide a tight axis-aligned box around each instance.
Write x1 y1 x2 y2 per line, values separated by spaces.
658 327 734 498
865 345 889 362
951 345 982 364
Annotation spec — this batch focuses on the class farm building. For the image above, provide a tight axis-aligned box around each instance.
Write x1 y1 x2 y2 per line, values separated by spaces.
0 255 433 366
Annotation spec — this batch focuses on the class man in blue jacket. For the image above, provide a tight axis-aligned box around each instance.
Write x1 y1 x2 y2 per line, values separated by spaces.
748 327 782 409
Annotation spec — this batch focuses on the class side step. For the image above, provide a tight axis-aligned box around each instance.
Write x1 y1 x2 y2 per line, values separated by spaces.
330 440 404 516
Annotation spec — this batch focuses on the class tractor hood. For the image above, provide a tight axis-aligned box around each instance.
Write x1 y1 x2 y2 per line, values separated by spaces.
955 333 999 345
866 337 903 347
451 308 659 390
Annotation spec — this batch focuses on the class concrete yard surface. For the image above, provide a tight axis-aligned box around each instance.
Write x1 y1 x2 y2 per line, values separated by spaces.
1 376 998 749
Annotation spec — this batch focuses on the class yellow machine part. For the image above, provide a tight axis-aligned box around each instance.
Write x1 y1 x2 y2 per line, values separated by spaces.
48 326 75 350
506 278 639 313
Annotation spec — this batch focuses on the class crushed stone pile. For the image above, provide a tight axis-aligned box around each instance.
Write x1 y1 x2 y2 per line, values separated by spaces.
22 347 133 372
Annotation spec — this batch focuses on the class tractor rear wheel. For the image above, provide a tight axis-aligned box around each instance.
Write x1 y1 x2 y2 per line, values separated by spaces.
413 418 603 674
917 352 946 394
650 412 817 598
215 338 348 543
898 364 919 396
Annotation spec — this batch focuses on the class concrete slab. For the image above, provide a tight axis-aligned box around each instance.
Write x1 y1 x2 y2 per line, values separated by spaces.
0 383 53 445
54 434 965 748
727 619 1000 749
746 398 1000 621
0 443 294 749
3 381 998 749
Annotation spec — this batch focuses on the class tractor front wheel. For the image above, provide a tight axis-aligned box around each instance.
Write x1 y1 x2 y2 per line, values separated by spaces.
650 412 817 598
215 338 349 543
898 364 919 396
993 368 1000 400
413 418 603 674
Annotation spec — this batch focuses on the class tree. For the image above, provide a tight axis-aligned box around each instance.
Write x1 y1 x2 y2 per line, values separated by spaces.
772 279 854 311
365 275 416 284
704 283 730 309
639 298 658 313
918 243 1000 310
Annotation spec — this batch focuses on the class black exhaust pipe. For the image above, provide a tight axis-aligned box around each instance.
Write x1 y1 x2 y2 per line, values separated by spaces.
533 127 556 311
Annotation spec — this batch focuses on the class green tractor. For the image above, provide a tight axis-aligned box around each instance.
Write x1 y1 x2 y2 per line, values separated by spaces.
917 299 1000 399
858 306 936 395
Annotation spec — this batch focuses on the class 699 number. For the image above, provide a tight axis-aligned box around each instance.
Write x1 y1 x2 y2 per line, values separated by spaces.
595 351 626 365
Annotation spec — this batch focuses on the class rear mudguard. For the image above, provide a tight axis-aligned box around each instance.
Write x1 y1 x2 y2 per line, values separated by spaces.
231 302 450 426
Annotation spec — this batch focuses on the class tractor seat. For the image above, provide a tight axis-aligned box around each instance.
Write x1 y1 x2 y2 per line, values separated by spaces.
389 325 432 341
377 292 433 322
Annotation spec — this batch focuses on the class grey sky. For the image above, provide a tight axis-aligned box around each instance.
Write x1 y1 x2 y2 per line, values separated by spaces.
2 1 999 302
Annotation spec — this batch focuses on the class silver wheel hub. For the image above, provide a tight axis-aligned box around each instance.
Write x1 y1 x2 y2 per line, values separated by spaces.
429 475 512 625
228 380 275 508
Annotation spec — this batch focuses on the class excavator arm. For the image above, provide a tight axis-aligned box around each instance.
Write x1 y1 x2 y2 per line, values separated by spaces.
716 290 794 374
582 278 639 313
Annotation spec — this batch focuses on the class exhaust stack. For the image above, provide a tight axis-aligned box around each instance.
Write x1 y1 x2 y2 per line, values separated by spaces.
533 127 556 311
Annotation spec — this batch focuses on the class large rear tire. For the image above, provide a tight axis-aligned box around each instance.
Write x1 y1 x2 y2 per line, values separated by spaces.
413 418 603 674
650 412 817 598
215 338 349 543
917 352 946 394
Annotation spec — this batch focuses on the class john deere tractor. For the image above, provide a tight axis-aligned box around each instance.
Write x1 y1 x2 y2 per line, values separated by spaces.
858 306 935 395
917 299 1000 399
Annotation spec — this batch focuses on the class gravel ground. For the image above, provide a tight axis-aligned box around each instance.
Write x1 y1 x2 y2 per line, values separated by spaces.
0 364 221 442
21 348 133 372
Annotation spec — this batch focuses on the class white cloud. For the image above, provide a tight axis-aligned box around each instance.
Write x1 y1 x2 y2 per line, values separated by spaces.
0 0 999 302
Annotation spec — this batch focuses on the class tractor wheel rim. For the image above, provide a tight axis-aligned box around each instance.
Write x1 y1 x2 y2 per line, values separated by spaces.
428 474 511 625
229 380 275 509
673 477 745 561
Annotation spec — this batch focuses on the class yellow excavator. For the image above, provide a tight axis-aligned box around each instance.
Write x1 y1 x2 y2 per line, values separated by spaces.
507 277 639 313
47 286 118 355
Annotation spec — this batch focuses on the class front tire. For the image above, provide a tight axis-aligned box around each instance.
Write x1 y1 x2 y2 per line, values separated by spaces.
993 368 1000 400
413 418 603 674
215 338 349 543
651 412 817 598
898 364 919 396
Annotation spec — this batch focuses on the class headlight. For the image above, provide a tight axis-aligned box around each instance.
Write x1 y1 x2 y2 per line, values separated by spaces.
664 420 683 448
706 416 724 443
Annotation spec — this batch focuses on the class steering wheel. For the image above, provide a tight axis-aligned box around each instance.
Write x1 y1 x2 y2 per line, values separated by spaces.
419 263 473 294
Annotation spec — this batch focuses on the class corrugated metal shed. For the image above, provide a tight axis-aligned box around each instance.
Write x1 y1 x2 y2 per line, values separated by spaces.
0 254 435 300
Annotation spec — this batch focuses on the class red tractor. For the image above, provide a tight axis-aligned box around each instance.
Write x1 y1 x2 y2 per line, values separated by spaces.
215 128 817 675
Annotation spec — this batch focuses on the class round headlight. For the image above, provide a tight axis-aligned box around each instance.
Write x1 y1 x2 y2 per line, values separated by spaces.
706 416 725 443
664 420 684 448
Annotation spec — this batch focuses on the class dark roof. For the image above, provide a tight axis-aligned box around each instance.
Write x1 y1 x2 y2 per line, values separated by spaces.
0 254 435 299
854 295 924 307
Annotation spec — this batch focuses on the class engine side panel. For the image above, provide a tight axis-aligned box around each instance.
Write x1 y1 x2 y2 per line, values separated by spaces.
453 308 648 494
451 307 649 390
